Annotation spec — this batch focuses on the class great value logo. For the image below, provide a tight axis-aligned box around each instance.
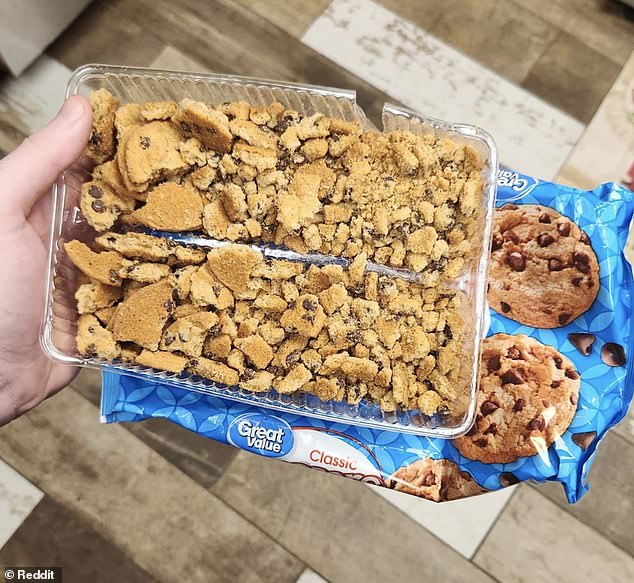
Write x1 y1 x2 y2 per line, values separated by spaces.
497 168 538 200
227 413 294 457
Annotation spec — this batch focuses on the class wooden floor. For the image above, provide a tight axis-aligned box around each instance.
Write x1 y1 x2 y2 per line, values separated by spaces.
1 1 634 582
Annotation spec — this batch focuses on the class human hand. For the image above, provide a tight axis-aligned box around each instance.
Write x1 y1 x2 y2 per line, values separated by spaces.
0 96 92 426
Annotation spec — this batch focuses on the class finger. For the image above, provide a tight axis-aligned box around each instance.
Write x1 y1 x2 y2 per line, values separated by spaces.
0 95 92 217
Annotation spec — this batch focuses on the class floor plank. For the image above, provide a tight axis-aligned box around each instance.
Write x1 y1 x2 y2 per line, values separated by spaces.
508 0 634 66
0 460 43 550
522 30 621 123
102 0 393 127
231 0 330 38
0 55 70 152
373 484 516 559
474 487 634 583
213 451 496 583
71 369 239 489
381 0 558 84
0 497 157 583
0 389 304 583
535 431 634 556
302 0 584 179
47 0 165 70
555 50 634 190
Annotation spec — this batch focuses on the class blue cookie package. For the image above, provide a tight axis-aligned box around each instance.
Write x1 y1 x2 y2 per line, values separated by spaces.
101 169 634 503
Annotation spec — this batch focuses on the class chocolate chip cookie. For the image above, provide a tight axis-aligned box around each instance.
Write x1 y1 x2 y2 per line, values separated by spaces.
454 333 580 464
386 458 487 501
487 204 599 328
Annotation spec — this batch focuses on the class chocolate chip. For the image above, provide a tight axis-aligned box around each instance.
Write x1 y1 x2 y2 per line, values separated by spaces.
528 417 545 431
423 473 437 486
573 252 590 273
551 380 561 388
539 213 552 223
486 354 502 372
286 351 301 367
503 230 519 244
303 298 317 311
89 185 103 199
240 368 256 381
601 342 626 367
537 233 554 247
579 231 590 245
483 423 498 435
500 204 519 210
163 300 176 312
568 333 595 356
565 368 580 380
553 355 563 369
499 472 519 487
548 258 564 271
87 326 95 333
506 347 521 360
513 398 526 411
481 401 498 415
500 301 511 314
85 343 97 357
572 431 596 451
347 331 361 344
88 132 102 147
572 277 582 287
91 199 105 213
491 234 503 252
501 368 524 385
164 334 175 346
108 269 119 283
558 222 571 236
570 393 578 406
506 251 526 272
558 312 572 325
474 438 488 447
139 136 151 149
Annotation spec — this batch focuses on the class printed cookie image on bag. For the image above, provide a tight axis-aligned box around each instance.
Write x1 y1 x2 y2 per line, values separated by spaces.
487 204 599 328
386 458 487 502
453 334 580 464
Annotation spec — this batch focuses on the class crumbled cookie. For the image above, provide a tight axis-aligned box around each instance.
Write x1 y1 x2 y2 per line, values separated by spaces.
94 306 117 326
119 121 189 191
128 182 203 231
108 278 175 350
140 101 178 121
189 265 235 309
136 349 188 373
173 99 233 152
80 179 136 233
86 89 119 163
280 294 327 338
274 364 312 394
64 240 123 286
234 334 274 369
77 314 120 359
206 245 263 296
95 232 206 265
161 311 218 357
118 259 171 283
191 357 239 385
240 370 274 392
75 281 122 314
204 334 232 359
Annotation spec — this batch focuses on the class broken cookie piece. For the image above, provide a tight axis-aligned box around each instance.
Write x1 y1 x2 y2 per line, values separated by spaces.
135 349 188 373
128 181 203 231
108 278 175 350
86 89 119 163
173 99 233 152
64 240 124 286
77 314 120 359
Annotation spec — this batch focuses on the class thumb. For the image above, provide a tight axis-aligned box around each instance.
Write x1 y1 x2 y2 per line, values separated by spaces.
0 95 92 217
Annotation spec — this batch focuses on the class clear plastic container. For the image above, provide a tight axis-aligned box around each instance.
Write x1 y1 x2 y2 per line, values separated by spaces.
41 64 498 437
